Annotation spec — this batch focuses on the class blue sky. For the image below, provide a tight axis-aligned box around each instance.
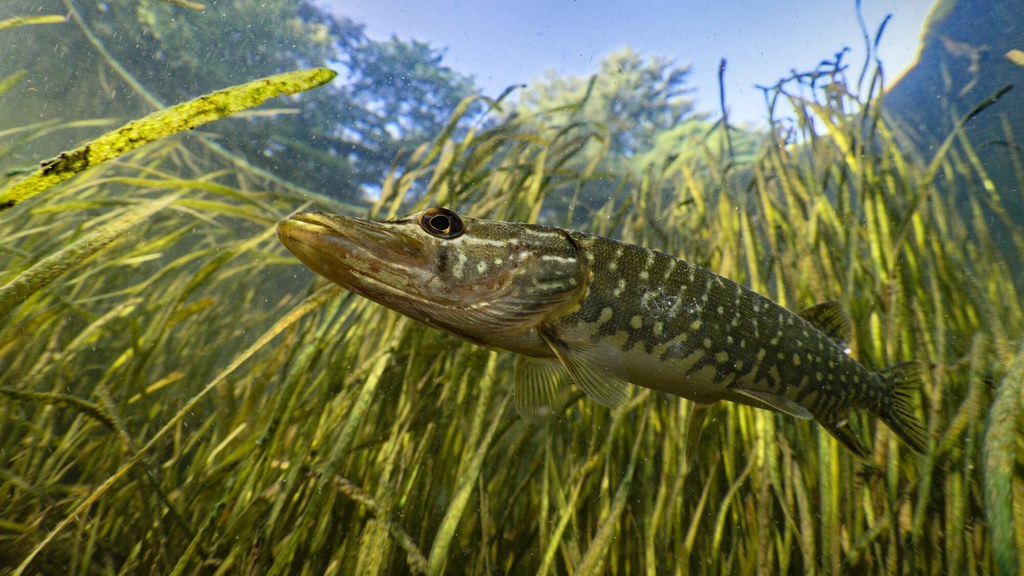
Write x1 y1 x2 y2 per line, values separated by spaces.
324 0 935 126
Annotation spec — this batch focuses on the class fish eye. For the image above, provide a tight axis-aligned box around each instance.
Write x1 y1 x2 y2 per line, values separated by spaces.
419 207 464 239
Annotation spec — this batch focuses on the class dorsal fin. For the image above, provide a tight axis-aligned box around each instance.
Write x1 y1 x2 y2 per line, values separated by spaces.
798 301 850 348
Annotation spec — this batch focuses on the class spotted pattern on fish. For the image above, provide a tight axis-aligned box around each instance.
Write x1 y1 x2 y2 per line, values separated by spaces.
276 207 928 457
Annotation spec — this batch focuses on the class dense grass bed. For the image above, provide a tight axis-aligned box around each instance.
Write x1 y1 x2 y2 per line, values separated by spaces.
1 49 1023 576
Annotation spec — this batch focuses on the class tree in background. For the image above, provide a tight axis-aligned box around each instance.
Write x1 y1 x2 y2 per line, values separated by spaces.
324 30 481 195
507 48 727 217
0 0 479 200
514 48 699 159
2 1 759 208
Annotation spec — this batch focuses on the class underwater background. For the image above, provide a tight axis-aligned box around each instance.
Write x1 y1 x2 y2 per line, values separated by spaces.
1 0 1023 574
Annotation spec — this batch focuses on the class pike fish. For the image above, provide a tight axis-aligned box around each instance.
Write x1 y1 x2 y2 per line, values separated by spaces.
276 207 927 457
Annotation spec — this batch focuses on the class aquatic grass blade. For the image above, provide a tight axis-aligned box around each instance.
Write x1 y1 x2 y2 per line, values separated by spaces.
0 68 336 212
0 193 181 321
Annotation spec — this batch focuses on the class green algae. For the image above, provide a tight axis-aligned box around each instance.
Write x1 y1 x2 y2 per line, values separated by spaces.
0 68 336 212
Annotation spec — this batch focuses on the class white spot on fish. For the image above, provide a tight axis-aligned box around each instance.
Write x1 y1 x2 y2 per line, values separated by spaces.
541 254 575 264
613 278 627 297
453 252 468 278
630 315 643 330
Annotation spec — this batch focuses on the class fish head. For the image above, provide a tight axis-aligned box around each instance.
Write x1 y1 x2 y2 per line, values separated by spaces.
276 207 586 343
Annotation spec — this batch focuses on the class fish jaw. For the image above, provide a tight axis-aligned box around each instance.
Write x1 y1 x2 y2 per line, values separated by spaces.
276 211 440 306
278 212 420 293
276 210 586 352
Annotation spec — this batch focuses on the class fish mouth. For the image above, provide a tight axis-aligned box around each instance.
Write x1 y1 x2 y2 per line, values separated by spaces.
276 210 437 303
276 211 415 260
276 212 348 262
276 211 364 246
281 210 335 230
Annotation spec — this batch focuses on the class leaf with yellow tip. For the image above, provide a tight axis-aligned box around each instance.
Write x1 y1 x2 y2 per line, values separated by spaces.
0 68 336 212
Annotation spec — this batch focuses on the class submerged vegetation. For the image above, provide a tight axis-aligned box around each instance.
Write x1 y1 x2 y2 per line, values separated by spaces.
2 3 1024 576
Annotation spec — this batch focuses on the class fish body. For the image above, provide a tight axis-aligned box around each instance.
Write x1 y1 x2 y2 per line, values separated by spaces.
277 207 926 456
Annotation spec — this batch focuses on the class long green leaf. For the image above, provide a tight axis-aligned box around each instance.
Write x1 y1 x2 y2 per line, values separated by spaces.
0 68 336 211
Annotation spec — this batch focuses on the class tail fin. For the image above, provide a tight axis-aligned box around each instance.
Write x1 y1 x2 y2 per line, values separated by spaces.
877 362 928 454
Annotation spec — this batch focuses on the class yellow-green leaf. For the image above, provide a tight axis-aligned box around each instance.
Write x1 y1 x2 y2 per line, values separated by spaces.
0 68 336 212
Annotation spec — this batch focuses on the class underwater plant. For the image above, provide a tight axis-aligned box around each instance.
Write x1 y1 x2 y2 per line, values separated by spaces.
1 6 1023 576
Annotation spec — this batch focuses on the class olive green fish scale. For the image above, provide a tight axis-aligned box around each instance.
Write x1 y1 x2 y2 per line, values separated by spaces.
560 234 883 416
276 208 925 455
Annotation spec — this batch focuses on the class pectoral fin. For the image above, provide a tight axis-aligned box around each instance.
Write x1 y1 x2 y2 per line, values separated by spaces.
731 387 813 420
539 327 631 408
513 355 573 421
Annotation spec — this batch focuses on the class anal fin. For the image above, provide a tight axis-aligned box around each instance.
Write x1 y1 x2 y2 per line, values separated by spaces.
817 412 870 458
514 355 573 421
732 387 813 420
